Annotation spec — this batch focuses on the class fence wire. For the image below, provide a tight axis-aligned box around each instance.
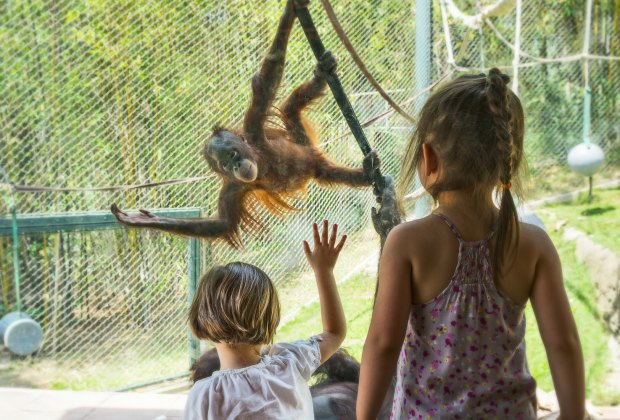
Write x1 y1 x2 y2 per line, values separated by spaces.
0 0 618 391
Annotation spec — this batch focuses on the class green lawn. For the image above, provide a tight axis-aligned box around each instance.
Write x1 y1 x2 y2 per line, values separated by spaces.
0 339 188 391
524 224 616 404
539 186 620 255
276 271 375 362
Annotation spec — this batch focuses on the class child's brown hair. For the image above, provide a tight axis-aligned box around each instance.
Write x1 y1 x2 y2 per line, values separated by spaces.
189 262 280 345
398 68 525 275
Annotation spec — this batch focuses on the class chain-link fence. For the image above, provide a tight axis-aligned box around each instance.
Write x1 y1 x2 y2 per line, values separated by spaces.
1 0 618 391
433 0 620 195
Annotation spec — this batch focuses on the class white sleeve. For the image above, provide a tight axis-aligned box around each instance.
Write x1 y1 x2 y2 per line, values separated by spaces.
270 336 322 381
183 380 209 420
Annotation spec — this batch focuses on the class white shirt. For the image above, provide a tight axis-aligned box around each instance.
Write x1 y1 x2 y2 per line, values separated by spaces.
183 337 321 420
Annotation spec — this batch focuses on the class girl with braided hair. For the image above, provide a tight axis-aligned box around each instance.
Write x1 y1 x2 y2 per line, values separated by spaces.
357 68 585 420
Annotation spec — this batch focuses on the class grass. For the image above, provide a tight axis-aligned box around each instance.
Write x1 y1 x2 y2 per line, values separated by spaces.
276 271 376 361
524 225 616 404
523 166 620 200
0 339 188 391
538 186 620 255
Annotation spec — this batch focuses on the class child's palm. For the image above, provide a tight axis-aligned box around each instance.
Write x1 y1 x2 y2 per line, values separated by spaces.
303 220 347 271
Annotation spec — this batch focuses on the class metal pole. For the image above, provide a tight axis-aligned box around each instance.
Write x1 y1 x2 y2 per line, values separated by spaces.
187 238 201 366
2 165 23 314
414 0 433 217
415 0 432 112
582 0 593 145
10 202 22 313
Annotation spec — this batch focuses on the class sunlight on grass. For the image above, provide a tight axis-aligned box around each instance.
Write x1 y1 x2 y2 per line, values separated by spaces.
540 187 620 254
524 226 610 403
276 271 375 362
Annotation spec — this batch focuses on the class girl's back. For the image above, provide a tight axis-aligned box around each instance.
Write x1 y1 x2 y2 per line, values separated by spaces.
184 340 320 420
386 211 547 419
357 68 585 420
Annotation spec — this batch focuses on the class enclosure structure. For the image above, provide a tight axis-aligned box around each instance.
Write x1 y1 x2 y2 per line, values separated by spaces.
1 0 619 390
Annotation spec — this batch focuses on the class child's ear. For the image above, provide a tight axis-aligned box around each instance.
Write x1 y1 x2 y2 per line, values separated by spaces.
421 144 439 176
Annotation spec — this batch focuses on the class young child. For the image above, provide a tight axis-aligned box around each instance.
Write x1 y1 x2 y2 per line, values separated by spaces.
184 220 347 419
357 69 586 420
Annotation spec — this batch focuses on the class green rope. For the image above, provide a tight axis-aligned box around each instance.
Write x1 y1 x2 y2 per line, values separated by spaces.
582 86 591 145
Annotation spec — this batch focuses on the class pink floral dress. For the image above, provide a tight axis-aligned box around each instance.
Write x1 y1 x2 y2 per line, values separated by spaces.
391 213 537 420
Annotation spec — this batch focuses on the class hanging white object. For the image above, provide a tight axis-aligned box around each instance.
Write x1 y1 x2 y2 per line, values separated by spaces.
566 0 604 179
0 311 43 356
512 0 522 94
444 0 515 29
567 143 604 176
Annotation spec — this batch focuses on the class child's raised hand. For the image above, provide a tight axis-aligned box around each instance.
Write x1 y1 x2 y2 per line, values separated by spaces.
303 220 347 273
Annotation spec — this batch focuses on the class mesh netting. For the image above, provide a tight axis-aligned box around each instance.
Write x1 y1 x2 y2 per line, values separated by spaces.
0 0 618 390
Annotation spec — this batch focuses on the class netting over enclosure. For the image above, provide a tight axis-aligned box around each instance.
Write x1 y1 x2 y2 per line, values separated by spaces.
1 0 618 390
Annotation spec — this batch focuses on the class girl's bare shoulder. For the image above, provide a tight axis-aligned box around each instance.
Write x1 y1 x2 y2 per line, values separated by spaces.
386 216 445 251
517 221 557 260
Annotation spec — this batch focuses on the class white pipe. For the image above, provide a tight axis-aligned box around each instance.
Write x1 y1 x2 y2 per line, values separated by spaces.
512 0 522 94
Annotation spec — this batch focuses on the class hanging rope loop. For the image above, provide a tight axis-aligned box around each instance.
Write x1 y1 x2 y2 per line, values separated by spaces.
318 0 416 123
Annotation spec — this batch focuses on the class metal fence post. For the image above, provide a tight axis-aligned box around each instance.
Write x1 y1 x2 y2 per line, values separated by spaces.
188 237 201 367
414 0 433 217
415 0 432 112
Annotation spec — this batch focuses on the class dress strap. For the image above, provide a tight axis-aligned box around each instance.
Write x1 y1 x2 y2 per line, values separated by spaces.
433 213 464 242
434 212 496 244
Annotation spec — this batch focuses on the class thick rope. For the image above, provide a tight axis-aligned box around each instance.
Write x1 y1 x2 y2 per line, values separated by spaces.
319 0 416 124
4 176 212 193
4 67 454 197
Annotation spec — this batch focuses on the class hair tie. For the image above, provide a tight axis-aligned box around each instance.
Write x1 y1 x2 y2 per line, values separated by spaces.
500 182 512 190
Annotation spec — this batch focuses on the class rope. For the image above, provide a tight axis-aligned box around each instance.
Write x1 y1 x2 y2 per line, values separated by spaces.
4 175 212 194
324 70 454 145
4 67 454 199
3 78 443 195
483 18 620 65
439 0 456 66
318 0 416 123
444 0 515 29
442 1 620 71
582 0 594 145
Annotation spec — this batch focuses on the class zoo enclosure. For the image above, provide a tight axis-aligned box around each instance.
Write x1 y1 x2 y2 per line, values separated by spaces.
1 0 619 390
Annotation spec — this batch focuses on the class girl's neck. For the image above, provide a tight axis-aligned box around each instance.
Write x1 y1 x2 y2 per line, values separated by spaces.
434 189 497 226
214 342 263 370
